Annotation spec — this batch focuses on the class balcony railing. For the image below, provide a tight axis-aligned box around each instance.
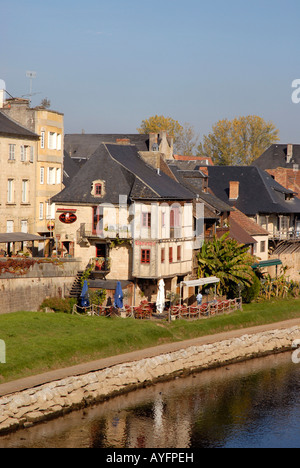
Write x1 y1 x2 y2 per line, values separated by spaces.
77 223 131 241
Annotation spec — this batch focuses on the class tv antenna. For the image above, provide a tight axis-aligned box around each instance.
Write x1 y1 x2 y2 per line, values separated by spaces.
26 71 37 101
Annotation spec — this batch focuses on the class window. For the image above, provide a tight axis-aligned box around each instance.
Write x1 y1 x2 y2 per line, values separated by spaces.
57 134 62 151
41 131 45 149
141 249 151 264
30 146 34 163
21 220 28 233
40 167 45 185
56 168 61 185
47 167 56 185
161 212 166 228
161 248 165 264
6 221 14 233
9 144 15 160
142 212 151 228
260 241 266 253
177 245 181 261
22 180 28 203
7 179 14 203
46 202 55 220
92 206 103 235
48 132 57 150
95 183 102 196
20 145 25 162
169 247 173 263
39 203 44 220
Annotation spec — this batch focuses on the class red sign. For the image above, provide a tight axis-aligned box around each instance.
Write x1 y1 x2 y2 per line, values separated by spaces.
59 212 77 224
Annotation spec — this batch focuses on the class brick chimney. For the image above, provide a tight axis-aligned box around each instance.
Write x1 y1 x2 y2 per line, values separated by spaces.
229 181 240 200
116 138 131 145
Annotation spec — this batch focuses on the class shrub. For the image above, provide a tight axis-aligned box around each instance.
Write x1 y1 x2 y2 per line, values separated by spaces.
39 297 77 314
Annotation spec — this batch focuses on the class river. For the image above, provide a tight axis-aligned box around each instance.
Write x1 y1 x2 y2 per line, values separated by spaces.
1 351 300 448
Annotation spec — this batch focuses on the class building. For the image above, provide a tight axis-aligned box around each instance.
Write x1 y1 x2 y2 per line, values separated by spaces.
1 94 64 240
52 141 195 304
253 144 300 195
206 166 300 245
0 112 39 236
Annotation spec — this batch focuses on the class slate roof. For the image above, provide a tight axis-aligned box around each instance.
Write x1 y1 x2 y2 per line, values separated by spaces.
207 166 300 216
168 163 232 214
64 133 149 163
253 144 300 170
52 143 194 205
63 151 81 187
0 111 39 139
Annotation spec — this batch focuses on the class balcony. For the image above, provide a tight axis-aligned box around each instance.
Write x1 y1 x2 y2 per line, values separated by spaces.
77 223 132 242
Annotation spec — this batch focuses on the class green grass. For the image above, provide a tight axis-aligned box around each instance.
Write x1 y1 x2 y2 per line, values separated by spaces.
1 298 300 384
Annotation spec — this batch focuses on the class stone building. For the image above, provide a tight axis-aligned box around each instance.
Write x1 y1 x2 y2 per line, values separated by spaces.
52 141 195 305
1 91 64 239
0 112 39 235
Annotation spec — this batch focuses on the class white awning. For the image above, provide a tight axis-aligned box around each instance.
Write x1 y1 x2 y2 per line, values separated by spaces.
180 277 220 288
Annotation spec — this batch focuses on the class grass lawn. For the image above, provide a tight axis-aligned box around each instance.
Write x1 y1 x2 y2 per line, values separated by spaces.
0 298 300 384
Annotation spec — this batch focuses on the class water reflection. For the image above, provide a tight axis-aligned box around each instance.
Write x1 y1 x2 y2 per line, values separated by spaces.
1 352 300 448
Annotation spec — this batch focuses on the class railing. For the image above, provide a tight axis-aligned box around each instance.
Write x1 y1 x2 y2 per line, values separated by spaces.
72 298 243 320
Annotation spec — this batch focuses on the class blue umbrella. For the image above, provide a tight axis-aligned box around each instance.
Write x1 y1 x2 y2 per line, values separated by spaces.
80 280 90 307
114 281 123 309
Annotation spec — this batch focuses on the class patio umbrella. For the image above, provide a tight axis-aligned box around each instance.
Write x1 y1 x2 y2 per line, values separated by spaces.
156 279 165 314
80 280 90 307
114 281 124 309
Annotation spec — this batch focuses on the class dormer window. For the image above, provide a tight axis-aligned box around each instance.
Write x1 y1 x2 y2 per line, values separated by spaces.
91 180 105 197
95 184 102 196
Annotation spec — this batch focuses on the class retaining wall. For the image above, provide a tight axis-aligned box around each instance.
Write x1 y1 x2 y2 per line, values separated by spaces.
1 324 300 434
0 259 81 314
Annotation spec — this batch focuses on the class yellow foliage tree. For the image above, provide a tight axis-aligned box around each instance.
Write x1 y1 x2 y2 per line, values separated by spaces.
197 115 280 165
137 115 183 139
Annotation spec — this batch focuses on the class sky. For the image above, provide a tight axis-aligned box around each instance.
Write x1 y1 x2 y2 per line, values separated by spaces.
1 0 300 143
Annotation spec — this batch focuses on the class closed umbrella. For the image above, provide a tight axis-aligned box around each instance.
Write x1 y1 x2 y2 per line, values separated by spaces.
114 281 124 309
80 280 90 307
156 279 165 314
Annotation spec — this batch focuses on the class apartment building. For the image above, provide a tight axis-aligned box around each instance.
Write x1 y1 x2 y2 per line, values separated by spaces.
0 112 39 234
1 94 64 236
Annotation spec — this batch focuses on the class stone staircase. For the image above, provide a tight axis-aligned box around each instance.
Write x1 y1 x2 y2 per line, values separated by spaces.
69 271 84 299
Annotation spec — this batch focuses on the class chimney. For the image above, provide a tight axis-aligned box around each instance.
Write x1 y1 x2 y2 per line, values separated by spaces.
287 144 293 163
116 138 131 145
0 79 6 108
149 133 159 151
229 181 240 200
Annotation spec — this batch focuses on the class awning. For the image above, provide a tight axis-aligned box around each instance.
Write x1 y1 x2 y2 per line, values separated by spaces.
180 277 220 287
0 233 44 244
252 259 282 269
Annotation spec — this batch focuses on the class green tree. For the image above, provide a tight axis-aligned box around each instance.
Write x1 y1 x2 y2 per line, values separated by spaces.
197 115 279 165
198 233 255 296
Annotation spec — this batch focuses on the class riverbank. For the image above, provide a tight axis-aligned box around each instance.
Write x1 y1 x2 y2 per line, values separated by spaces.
2 298 300 385
1 317 300 435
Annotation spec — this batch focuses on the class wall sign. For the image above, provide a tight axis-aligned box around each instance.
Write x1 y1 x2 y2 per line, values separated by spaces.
59 212 77 224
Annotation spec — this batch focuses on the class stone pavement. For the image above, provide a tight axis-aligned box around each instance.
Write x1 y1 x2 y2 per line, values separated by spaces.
1 318 300 398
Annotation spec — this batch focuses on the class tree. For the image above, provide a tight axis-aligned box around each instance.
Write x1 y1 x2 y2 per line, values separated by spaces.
175 122 199 156
40 98 51 109
137 115 200 155
198 233 255 296
137 115 183 139
197 115 280 165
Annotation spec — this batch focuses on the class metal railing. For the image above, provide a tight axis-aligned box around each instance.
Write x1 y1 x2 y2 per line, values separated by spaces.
72 298 243 320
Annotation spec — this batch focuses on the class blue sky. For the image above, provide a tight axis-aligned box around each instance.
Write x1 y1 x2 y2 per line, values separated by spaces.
1 0 300 143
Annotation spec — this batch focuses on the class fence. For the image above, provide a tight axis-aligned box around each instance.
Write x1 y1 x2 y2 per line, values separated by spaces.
72 298 242 321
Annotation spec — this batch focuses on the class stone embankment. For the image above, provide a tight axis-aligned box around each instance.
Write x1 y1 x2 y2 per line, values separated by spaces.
1 323 300 435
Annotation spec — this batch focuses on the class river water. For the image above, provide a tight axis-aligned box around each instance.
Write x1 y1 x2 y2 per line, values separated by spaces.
1 352 300 448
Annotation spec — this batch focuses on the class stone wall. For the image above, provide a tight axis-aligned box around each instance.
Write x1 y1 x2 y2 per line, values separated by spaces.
1 324 300 434
0 258 81 314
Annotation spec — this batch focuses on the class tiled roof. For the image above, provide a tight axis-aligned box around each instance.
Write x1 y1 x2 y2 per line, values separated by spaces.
230 209 269 236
